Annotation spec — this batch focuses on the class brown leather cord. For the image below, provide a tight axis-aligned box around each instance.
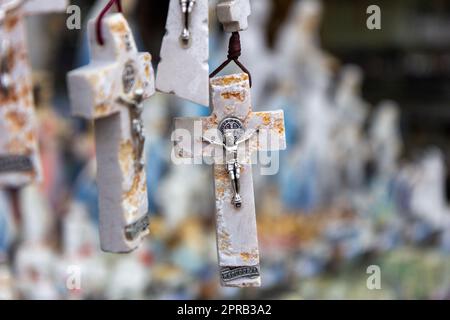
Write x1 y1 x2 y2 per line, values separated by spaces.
209 32 252 87
96 0 123 45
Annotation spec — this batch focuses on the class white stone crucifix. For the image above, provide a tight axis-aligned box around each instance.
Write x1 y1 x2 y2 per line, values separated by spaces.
174 73 286 287
0 0 67 187
156 0 209 106
67 13 155 253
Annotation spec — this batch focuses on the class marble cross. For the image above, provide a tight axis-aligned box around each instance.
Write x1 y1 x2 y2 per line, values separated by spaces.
0 0 67 187
67 13 155 253
174 73 286 287
156 0 209 106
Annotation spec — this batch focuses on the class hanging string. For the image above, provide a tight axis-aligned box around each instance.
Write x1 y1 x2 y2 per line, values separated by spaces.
209 32 252 87
96 0 123 46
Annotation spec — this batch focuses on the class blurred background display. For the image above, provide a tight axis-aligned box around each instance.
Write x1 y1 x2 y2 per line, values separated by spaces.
1 0 450 299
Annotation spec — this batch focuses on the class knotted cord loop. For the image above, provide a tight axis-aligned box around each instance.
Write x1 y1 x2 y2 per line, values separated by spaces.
227 32 241 59
210 32 252 87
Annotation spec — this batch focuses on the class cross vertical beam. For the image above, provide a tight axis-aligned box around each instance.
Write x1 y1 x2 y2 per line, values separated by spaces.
0 0 68 187
175 73 286 286
67 13 155 253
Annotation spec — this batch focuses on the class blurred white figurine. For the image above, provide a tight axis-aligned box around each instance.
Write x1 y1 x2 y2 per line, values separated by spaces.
142 94 170 214
14 185 60 299
106 245 151 300
240 0 273 106
19 185 53 243
334 65 370 191
410 148 450 229
277 0 340 210
60 201 108 299
275 0 334 93
370 101 402 179
158 164 212 231
15 243 59 299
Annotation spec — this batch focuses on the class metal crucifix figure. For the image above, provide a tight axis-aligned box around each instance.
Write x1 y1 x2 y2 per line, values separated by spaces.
203 120 259 208
117 89 146 173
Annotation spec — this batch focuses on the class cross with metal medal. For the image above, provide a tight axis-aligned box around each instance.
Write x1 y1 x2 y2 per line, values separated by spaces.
175 73 286 287
0 0 67 187
174 0 286 288
204 117 259 208
67 11 155 253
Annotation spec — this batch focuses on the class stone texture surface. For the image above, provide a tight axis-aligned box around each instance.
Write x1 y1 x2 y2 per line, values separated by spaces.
0 0 67 187
174 73 286 287
216 0 251 33
67 14 155 253
156 0 209 106
214 163 259 287
175 73 286 162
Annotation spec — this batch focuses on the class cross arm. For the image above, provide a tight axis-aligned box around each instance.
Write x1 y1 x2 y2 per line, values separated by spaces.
236 128 258 145
67 62 120 119
248 110 286 152
202 135 225 147
174 116 206 159
67 13 155 120
174 114 227 161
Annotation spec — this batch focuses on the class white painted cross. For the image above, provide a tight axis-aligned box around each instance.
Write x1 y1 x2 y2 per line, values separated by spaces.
174 73 286 287
67 13 155 253
156 0 209 106
0 0 67 187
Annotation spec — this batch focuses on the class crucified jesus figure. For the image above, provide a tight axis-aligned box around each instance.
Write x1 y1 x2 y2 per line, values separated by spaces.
203 128 259 208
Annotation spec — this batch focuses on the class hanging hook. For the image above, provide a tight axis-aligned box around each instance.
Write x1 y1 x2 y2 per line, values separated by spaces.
96 0 123 46
209 32 252 87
